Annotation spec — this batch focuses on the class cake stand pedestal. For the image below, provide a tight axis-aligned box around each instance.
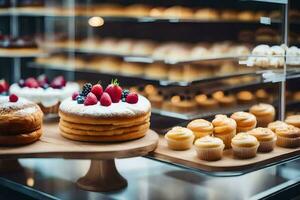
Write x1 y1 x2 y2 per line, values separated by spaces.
77 159 127 192
0 123 159 192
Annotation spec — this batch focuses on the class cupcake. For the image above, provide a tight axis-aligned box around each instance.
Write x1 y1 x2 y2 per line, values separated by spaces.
285 115 300 128
212 114 237 149
275 125 300 148
231 133 259 159
194 136 224 161
230 111 257 133
267 121 288 132
247 128 276 152
187 119 213 140
249 103 275 127
165 126 195 150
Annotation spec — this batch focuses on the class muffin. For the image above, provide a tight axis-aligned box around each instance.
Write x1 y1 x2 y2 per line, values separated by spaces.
236 90 255 104
212 91 236 107
231 133 259 159
267 121 289 132
247 128 276 152
195 94 219 109
275 125 300 148
165 126 195 150
285 115 300 128
255 89 271 103
212 114 237 149
187 119 213 140
250 103 275 127
230 111 257 133
194 136 224 161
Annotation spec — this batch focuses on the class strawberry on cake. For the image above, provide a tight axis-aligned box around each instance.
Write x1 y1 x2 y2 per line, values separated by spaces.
59 79 151 142
0 79 9 96
9 75 79 115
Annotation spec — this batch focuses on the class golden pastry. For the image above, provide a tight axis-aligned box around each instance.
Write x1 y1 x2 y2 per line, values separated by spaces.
275 125 300 148
247 128 276 152
171 95 198 113
249 103 275 127
230 111 257 133
194 8 219 20
285 115 300 128
148 92 164 109
255 89 271 103
144 63 169 79
195 94 219 109
194 136 224 161
212 114 237 149
165 126 195 150
267 121 289 132
187 119 213 140
236 90 255 104
212 91 236 107
231 133 259 159
163 6 194 19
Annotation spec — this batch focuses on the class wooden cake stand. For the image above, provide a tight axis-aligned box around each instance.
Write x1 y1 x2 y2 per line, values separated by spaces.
0 123 159 192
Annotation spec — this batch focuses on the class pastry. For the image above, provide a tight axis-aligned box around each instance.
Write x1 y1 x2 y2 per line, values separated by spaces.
230 111 257 133
285 115 300 128
249 103 275 127
247 128 276 152
231 133 259 159
194 136 224 161
10 75 79 115
255 28 279 43
168 67 183 81
124 4 151 17
212 91 236 107
221 10 237 20
171 95 198 113
143 84 157 97
148 91 164 109
275 125 300 148
0 95 43 145
120 62 144 76
268 121 289 132
131 40 156 56
149 7 165 18
59 81 151 142
187 119 213 140
195 94 218 109
165 126 195 150
163 6 194 19
97 57 121 73
255 89 271 103
212 114 237 149
236 90 255 104
194 8 219 20
115 39 134 55
91 4 123 16
144 63 168 79
238 11 255 21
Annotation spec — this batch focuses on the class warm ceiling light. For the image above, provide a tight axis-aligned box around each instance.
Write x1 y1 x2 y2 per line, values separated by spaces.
88 16 104 27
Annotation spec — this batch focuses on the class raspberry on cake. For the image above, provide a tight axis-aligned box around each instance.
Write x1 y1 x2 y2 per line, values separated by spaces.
0 95 43 145
59 80 151 142
9 75 79 115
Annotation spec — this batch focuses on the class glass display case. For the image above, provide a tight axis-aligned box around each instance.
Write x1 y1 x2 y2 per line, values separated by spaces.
1 0 300 198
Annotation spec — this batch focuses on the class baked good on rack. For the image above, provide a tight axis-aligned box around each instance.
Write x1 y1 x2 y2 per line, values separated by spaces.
194 136 224 161
195 94 218 109
10 75 79 115
247 127 276 152
187 119 213 140
194 8 219 20
91 4 123 16
148 91 164 108
231 133 259 159
212 91 236 107
275 125 300 148
97 57 121 73
115 39 134 55
267 121 288 132
149 7 165 18
162 6 194 19
168 67 183 81
221 10 237 20
212 114 237 149
255 89 271 103
165 126 195 150
59 80 151 142
249 103 275 127
236 90 255 104
120 62 144 76
171 95 197 113
285 115 300 128
0 95 43 145
131 40 156 56
124 4 151 17
230 111 257 133
144 63 168 79
237 11 255 21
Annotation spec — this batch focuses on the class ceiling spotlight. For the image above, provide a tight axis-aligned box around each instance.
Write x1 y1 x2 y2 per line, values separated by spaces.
88 16 104 27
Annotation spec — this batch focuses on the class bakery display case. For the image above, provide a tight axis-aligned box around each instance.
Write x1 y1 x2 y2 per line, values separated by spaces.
1 0 300 199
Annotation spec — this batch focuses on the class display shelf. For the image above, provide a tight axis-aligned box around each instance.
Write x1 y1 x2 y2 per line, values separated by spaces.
0 51 48 58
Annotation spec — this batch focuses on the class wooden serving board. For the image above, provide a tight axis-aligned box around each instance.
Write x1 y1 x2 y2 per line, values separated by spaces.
0 123 159 160
153 135 300 172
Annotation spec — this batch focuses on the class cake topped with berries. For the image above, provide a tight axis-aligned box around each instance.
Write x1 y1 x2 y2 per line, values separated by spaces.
59 80 151 142
9 75 79 114
0 94 43 145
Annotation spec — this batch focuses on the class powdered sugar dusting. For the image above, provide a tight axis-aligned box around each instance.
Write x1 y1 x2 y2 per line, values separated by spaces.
9 82 79 107
59 95 151 118
0 96 35 111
